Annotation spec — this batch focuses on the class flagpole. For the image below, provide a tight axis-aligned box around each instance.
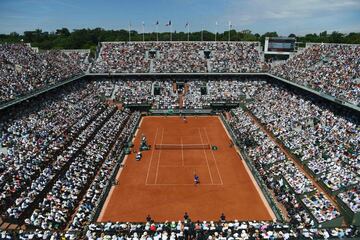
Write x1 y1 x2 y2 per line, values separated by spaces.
201 26 204 41
170 24 172 41
142 22 145 42
187 24 190 41
215 22 218 42
156 24 159 42
228 21 231 42
129 22 131 42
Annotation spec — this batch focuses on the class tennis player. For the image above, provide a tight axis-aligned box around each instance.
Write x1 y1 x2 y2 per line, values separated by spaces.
194 174 200 185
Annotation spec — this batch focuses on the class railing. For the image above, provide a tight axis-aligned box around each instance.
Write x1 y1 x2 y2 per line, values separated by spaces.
150 109 213 115
336 195 360 226
0 74 85 111
266 73 360 113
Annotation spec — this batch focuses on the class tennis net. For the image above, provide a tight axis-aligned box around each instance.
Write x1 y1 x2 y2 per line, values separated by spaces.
154 144 210 150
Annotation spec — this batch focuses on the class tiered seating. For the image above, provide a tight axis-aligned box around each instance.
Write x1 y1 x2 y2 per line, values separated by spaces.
4 105 113 222
26 109 131 230
0 44 89 103
114 80 153 104
90 42 151 73
0 83 102 217
245 83 359 195
229 107 338 225
90 42 263 73
86 220 359 239
270 43 360 105
153 42 207 73
70 112 141 230
0 77 358 236
206 42 262 72
184 79 257 109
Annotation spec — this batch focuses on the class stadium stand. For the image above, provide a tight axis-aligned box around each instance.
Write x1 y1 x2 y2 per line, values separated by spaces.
0 40 359 238
245 82 359 196
90 42 151 73
152 42 208 73
184 79 253 109
90 42 263 73
85 221 359 239
0 43 89 103
228 107 341 226
206 42 263 73
270 43 360 105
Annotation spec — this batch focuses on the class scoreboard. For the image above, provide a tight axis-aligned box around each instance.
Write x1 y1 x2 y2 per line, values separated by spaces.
264 37 296 55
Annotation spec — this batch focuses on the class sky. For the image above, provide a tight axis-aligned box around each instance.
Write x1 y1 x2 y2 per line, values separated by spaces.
0 0 360 36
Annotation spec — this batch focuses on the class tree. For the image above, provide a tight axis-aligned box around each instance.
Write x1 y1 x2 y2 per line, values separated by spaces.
319 31 327 37
329 31 344 43
1 27 359 50
288 33 296 38
56 28 70 37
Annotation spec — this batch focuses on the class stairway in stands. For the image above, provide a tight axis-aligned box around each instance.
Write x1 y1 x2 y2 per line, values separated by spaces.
177 83 189 109
179 94 184 108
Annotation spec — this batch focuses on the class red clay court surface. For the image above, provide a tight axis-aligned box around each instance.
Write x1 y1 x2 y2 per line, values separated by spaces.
98 116 274 222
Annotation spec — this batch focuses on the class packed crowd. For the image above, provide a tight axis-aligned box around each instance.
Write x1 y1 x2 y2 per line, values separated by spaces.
0 77 359 236
230 81 359 219
206 42 263 73
111 80 178 109
301 193 341 224
338 186 360 213
69 111 141 231
26 108 133 230
63 50 90 72
244 82 359 197
152 81 179 109
184 80 250 109
270 43 360 105
90 42 263 73
0 230 78 239
0 82 103 218
0 43 89 103
90 42 151 73
0 80 138 232
228 107 340 225
153 42 207 73
3 103 109 222
86 220 360 240
0 220 359 239
114 80 154 105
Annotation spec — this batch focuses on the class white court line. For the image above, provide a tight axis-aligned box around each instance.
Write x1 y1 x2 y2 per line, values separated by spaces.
154 128 164 184
145 183 223 186
97 155 129 221
145 128 159 185
198 128 214 184
203 127 224 185
181 137 184 166
160 165 207 167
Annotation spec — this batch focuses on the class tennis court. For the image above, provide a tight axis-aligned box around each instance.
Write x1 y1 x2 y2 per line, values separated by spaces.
98 116 274 222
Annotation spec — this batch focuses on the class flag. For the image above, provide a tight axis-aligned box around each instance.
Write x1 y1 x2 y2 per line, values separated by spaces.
155 20 159 25
165 20 171 26
229 21 232 28
142 21 145 26
185 22 189 28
